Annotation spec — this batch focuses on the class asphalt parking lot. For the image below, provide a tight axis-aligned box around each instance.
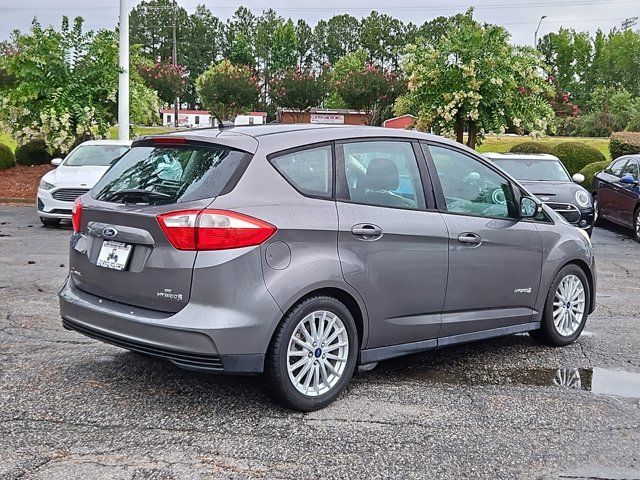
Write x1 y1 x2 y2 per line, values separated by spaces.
1 205 639 480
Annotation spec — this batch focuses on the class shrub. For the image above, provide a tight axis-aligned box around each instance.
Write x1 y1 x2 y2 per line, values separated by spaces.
578 160 610 190
509 141 553 154
550 142 606 175
15 139 53 166
610 132 640 160
0 143 15 170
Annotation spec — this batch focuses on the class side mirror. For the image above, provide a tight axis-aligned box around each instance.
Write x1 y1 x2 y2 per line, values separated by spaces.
620 174 637 185
520 196 539 218
572 173 585 184
51 158 63 167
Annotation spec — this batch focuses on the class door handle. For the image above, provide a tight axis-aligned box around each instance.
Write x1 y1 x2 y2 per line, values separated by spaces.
351 224 383 240
457 232 482 247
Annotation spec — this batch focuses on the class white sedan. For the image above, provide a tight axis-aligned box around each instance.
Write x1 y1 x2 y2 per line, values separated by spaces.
37 140 131 226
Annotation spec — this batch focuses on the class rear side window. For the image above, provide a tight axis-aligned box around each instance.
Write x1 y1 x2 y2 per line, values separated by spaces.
92 145 250 204
270 145 332 198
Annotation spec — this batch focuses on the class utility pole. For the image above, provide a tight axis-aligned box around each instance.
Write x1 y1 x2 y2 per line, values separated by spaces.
622 17 638 30
534 15 547 47
172 0 179 128
118 0 129 141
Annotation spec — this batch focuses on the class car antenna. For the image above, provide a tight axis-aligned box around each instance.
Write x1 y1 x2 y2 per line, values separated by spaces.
209 108 234 130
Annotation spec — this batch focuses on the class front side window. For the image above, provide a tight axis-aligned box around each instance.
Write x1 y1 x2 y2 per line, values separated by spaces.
340 141 426 210
621 160 639 179
606 158 628 177
92 145 250 204
270 145 332 198
63 145 130 167
428 145 516 218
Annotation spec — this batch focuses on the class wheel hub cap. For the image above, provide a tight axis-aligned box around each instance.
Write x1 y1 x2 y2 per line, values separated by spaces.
553 274 586 337
287 310 349 397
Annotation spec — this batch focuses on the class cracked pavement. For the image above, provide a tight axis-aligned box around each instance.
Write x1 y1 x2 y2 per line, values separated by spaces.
1 205 639 480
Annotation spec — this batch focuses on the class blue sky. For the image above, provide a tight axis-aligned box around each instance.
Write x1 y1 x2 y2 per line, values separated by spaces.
0 0 637 45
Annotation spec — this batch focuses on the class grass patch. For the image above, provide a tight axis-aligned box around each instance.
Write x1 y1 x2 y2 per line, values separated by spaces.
0 132 17 152
477 135 610 160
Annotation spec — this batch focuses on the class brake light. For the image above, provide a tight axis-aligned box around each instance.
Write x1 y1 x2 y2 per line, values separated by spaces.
72 198 83 233
151 137 186 145
157 209 276 251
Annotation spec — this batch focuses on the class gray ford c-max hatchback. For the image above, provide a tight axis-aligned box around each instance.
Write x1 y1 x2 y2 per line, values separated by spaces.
59 125 596 411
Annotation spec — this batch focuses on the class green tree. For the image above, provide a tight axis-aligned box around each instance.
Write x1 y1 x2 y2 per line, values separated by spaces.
196 60 260 120
269 69 328 120
397 9 554 148
295 19 314 67
130 0 188 61
325 14 361 65
360 12 404 69
223 7 256 65
0 18 158 153
272 19 298 72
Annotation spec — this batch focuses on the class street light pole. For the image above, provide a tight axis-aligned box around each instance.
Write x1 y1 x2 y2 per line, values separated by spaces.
118 0 129 141
534 15 547 48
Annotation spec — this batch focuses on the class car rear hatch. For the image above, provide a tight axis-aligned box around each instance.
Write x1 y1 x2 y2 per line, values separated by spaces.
68 137 254 313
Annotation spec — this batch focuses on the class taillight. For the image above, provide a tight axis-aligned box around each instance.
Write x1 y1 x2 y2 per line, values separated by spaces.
72 198 83 233
157 209 276 251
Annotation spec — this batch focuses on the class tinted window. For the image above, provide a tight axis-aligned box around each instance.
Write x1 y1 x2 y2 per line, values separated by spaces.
492 158 571 182
621 160 639 179
271 145 332 198
429 145 515 218
92 145 249 204
340 141 426 210
606 158 628 177
64 145 130 166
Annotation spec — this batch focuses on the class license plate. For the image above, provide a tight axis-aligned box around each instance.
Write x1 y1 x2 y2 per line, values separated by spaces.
96 241 132 271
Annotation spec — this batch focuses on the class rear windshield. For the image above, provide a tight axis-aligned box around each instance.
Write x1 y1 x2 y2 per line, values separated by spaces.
92 145 250 204
493 158 571 182
64 145 130 166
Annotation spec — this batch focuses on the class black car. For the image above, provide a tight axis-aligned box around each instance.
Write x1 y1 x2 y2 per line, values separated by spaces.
592 155 640 241
485 153 595 236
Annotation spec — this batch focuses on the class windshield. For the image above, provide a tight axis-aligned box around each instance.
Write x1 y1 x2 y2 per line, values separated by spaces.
92 145 250 204
63 145 130 166
493 158 571 182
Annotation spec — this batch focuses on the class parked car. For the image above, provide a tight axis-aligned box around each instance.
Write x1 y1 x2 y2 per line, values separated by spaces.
484 152 595 236
37 140 131 226
592 155 640 241
59 125 596 411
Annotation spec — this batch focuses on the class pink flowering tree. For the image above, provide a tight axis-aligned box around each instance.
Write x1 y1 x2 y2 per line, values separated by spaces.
269 68 328 121
138 59 186 105
333 60 407 125
195 60 260 121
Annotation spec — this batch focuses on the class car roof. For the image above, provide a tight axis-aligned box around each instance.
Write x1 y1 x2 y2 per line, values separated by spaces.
78 139 132 147
483 152 561 162
137 124 470 155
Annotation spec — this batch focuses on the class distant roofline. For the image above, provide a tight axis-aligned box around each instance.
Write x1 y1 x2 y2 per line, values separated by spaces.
278 107 368 115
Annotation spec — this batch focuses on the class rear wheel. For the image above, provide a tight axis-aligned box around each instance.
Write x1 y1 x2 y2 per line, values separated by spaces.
529 264 590 346
39 217 61 227
266 296 358 411
633 207 640 243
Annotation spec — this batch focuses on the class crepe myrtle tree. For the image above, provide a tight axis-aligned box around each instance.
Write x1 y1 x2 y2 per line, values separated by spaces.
0 17 160 153
332 51 407 125
270 68 328 122
195 60 260 121
396 9 554 148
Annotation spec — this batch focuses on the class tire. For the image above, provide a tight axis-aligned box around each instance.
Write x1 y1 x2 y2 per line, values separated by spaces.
529 264 590 347
592 194 602 226
40 217 61 227
633 207 640 243
266 296 358 412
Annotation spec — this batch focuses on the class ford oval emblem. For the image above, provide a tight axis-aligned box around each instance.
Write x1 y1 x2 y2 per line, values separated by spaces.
103 227 118 238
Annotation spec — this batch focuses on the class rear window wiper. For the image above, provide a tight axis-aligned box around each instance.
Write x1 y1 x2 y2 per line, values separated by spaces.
105 188 172 203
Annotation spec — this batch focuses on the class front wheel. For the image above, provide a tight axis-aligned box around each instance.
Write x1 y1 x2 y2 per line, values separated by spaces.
592 194 602 226
633 207 640 243
529 264 590 346
266 296 358 411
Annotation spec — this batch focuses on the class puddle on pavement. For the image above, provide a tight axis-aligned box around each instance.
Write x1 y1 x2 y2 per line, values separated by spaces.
396 367 640 398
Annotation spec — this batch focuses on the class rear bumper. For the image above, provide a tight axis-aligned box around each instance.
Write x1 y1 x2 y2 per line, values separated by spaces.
59 275 281 373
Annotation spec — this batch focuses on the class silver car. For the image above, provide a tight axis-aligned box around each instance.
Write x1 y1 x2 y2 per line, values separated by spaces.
59 125 596 411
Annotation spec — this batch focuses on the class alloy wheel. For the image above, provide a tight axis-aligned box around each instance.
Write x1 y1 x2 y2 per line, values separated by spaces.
635 209 640 240
552 274 586 337
286 310 349 397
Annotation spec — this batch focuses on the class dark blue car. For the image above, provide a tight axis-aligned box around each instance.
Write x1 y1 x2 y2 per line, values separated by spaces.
593 155 640 241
